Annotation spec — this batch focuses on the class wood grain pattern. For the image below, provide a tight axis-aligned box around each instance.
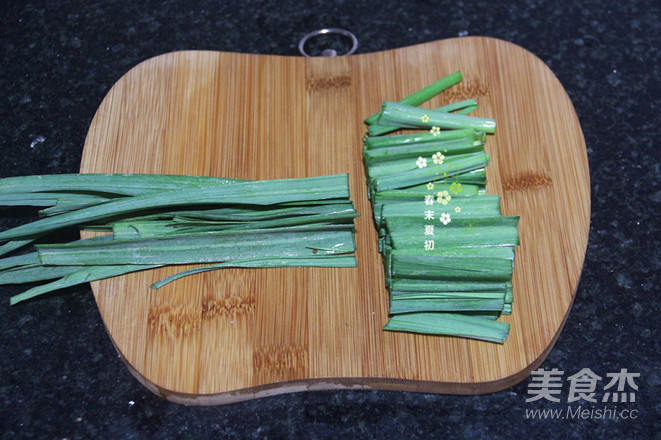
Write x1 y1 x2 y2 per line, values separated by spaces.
80 37 590 405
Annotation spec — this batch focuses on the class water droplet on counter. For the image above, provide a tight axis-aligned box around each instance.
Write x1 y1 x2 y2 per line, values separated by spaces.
607 69 621 87
30 136 46 148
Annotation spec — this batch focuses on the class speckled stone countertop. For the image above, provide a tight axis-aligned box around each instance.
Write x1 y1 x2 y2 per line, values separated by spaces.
1 1 659 438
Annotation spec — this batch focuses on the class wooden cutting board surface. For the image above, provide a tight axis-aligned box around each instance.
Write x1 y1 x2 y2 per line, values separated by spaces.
80 37 590 405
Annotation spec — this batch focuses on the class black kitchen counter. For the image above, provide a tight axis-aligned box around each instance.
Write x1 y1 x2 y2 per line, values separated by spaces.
1 1 659 438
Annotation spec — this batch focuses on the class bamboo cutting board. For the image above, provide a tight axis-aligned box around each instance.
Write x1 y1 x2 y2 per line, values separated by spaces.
80 37 590 405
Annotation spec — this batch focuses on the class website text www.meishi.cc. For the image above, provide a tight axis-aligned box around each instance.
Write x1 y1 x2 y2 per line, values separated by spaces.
525 405 638 420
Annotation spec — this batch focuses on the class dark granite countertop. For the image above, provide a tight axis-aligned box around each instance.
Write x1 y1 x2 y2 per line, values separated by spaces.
1 1 659 438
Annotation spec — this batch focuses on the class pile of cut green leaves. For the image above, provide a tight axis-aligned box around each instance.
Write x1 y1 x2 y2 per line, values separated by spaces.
363 71 519 344
0 173 358 305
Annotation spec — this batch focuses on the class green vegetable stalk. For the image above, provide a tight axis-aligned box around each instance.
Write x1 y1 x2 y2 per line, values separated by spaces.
0 173 358 305
362 71 519 344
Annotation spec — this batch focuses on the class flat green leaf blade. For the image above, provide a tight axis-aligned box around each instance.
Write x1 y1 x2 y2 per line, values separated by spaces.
9 264 160 305
0 174 351 241
390 254 513 281
387 246 516 261
0 265 83 285
389 279 510 293
389 297 505 313
0 173 243 197
363 128 481 150
372 184 481 203
370 153 490 192
380 195 502 227
383 312 510 343
364 138 484 165
376 101 496 133
386 216 520 249
0 238 40 257
367 151 489 179
36 230 356 266
0 252 41 271
151 255 357 289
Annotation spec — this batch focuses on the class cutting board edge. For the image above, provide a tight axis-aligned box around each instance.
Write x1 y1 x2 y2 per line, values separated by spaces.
79 36 591 403
79 36 540 104
97 258 585 406
111 308 576 406
116 349 545 406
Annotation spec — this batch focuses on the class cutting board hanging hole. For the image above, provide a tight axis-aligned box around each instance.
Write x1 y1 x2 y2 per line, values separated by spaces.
298 28 358 57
